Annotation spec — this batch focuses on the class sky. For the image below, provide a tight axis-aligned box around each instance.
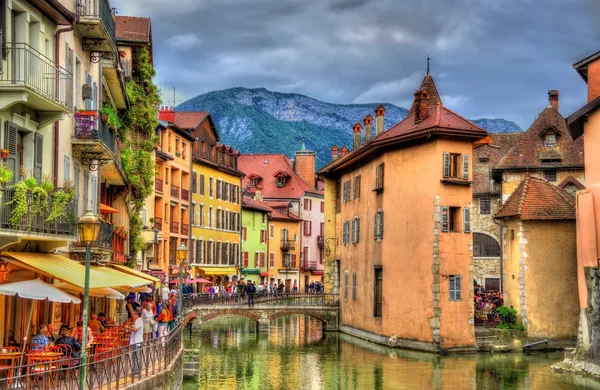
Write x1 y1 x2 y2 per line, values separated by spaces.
112 0 600 129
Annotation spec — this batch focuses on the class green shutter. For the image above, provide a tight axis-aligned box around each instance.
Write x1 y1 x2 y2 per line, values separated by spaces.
34 132 43 181
464 208 471 233
4 121 17 183
462 155 469 179
443 152 450 178
441 206 449 232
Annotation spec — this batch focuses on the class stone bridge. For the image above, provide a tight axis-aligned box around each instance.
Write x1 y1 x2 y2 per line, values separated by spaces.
182 293 340 332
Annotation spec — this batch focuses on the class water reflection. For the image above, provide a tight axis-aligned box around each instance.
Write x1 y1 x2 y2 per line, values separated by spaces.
184 315 600 390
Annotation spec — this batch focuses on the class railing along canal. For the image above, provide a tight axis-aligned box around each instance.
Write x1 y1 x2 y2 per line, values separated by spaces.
0 322 183 390
183 293 340 308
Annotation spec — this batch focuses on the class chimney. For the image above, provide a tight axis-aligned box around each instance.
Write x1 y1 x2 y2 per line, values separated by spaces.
295 139 317 188
375 105 385 136
548 90 559 112
158 106 175 122
352 122 362 150
413 89 430 123
339 145 349 156
255 189 263 201
364 114 373 143
331 145 339 161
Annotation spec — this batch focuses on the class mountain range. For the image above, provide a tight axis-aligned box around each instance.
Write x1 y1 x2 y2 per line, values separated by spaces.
176 87 522 168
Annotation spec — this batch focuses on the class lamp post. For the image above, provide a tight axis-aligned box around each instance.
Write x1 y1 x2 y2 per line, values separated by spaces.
176 242 188 319
324 238 338 258
77 210 101 390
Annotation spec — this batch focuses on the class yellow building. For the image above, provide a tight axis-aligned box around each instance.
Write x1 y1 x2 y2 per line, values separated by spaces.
169 110 244 287
267 206 302 292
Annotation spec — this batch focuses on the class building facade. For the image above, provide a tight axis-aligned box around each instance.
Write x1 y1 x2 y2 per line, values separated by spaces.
318 74 487 352
241 197 271 284
267 205 302 292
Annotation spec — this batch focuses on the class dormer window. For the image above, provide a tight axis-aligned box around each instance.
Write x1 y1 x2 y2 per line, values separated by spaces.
273 170 290 188
545 134 556 147
276 176 286 187
250 178 258 188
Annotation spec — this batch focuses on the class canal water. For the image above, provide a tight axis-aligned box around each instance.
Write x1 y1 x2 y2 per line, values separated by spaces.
183 315 600 390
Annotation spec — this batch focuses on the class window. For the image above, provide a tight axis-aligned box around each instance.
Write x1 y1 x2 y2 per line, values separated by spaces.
269 253 274 268
463 208 470 233
262 213 266 224
320 201 324 213
441 206 461 232
243 252 249 268
351 217 360 244
304 198 312 210
216 179 222 199
545 133 556 147
165 168 169 184
374 210 384 240
375 163 384 192
303 246 309 267
269 224 275 239
374 267 383 317
224 182 230 202
291 254 297 268
303 220 312 236
192 171 197 193
242 227 247 241
209 207 213 227
209 178 214 197
544 170 557 182
182 142 187 159
449 275 462 301
343 180 351 202
260 229 266 244
344 271 349 300
254 252 259 268
479 197 491 215
352 273 357 300
443 152 469 179
353 175 361 198
294 233 298 243
342 220 350 245
250 178 258 188
473 233 501 257
276 176 286 187
200 205 205 226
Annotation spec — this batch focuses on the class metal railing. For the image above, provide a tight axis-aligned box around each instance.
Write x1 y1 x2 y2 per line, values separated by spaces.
170 221 179 234
0 188 76 236
0 322 183 390
280 239 295 251
181 189 189 201
74 112 117 156
71 221 114 249
300 260 318 270
0 43 73 109
75 0 117 50
155 178 163 193
170 185 179 198
183 293 339 308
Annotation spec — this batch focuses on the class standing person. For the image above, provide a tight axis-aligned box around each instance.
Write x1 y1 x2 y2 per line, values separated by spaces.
246 281 256 307
127 309 143 376
161 283 169 302
167 299 177 331
293 280 298 293
141 302 154 341
156 301 169 340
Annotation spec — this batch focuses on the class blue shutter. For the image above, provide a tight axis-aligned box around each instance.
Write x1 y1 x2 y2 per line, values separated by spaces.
443 152 450 178
441 206 449 233
462 155 469 179
463 208 471 233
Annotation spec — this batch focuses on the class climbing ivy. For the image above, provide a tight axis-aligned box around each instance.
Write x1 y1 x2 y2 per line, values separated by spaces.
121 46 161 267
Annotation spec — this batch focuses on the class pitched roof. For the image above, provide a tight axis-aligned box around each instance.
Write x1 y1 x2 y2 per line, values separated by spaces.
573 49 600 82
269 208 302 222
239 154 322 199
495 176 575 220
407 75 442 117
242 196 273 213
115 16 151 43
173 112 210 130
567 94 600 140
473 132 524 194
495 106 584 170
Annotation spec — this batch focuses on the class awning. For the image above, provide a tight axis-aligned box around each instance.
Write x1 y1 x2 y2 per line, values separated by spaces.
110 264 160 284
53 282 125 300
260 272 269 277
0 279 81 303
145 268 165 277
241 269 260 275
311 270 324 275
188 278 212 284
1 252 151 289
200 267 238 276
100 203 120 214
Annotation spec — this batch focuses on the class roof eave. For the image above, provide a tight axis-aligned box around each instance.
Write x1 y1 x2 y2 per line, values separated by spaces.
567 94 600 140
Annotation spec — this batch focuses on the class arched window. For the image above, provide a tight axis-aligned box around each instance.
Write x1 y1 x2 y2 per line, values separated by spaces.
473 233 500 257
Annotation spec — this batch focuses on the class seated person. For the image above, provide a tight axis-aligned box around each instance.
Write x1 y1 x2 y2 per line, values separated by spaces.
88 314 105 333
55 327 82 358
30 325 50 351
97 313 108 328
74 321 94 347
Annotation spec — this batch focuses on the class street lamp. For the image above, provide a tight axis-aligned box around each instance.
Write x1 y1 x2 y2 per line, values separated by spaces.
325 238 338 257
177 242 188 318
77 209 101 389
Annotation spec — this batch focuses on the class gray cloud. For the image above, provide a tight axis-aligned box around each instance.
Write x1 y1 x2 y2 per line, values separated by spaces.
111 0 600 127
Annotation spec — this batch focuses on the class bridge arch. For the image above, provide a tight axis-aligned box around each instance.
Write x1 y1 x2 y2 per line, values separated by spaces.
268 310 328 326
198 309 262 324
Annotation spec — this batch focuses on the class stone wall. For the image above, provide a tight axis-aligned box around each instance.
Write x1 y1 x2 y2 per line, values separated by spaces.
473 258 500 284
471 194 502 285
124 346 183 390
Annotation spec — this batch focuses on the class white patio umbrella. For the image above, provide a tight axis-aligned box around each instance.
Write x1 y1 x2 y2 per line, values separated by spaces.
52 282 125 300
0 279 81 303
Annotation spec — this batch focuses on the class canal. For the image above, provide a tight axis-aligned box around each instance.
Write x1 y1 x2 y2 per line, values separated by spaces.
183 315 600 390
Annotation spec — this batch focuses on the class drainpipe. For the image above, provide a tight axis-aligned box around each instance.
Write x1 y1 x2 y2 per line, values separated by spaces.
493 219 505 293
54 16 79 187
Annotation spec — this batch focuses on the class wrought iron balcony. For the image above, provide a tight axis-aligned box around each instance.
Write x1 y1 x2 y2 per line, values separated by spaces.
171 185 180 199
155 178 163 193
0 188 77 237
317 235 324 248
71 221 113 250
75 0 117 54
280 239 295 251
0 43 73 112
300 260 318 271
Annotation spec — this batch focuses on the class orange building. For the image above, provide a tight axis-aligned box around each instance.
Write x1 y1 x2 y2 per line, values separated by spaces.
153 115 195 277
318 74 487 352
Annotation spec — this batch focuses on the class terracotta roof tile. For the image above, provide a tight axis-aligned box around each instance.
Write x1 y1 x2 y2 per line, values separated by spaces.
473 133 524 194
495 176 575 220
173 112 209 129
407 75 442 117
496 106 584 170
242 196 273 213
239 154 322 200
115 16 151 43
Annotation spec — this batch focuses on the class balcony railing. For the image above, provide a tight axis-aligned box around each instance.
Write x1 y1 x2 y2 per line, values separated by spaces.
0 188 76 237
74 111 117 156
171 221 179 234
154 216 163 228
317 235 324 248
155 178 163 193
300 260 318 270
171 185 179 198
181 223 189 235
280 239 295 251
181 188 189 201
75 0 117 50
71 221 114 249
184 293 339 308
0 43 73 109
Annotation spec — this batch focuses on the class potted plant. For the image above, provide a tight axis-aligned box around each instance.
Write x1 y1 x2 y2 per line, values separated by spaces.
77 109 97 117
0 149 8 159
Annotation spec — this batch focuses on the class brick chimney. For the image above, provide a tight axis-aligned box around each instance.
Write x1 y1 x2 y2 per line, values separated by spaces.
375 105 385 136
331 145 339 161
364 114 373 143
255 189 263 201
339 145 349 156
413 89 430 123
295 142 317 188
548 90 559 112
352 122 363 150
158 106 175 122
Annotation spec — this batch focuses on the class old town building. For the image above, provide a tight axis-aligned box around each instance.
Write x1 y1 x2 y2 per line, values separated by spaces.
496 176 578 339
266 202 302 291
239 147 324 292
241 196 272 284
318 74 487 352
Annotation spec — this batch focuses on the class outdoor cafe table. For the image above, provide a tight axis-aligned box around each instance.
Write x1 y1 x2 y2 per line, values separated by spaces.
0 351 21 385
26 351 63 388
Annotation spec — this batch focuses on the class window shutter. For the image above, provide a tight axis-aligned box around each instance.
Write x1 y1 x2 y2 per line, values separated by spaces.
356 217 360 243
192 172 197 193
462 155 469 179
443 152 450 178
34 132 43 181
200 174 205 195
374 213 378 240
379 211 383 239
441 206 449 233
5 121 17 183
308 221 312 236
380 163 384 189
352 178 356 199
464 208 470 233
357 175 361 197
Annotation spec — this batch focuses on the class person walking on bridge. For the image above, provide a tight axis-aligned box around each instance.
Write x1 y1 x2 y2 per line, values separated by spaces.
246 281 256 307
